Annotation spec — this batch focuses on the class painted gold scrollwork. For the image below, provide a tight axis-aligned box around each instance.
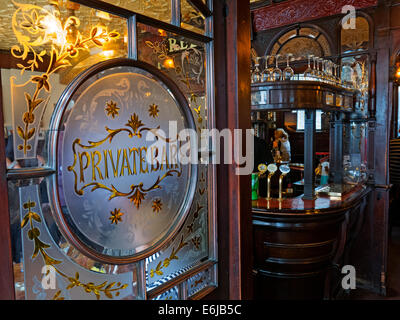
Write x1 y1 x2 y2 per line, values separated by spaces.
67 113 182 209
11 1 119 156
149 235 188 278
145 40 204 125
20 200 128 300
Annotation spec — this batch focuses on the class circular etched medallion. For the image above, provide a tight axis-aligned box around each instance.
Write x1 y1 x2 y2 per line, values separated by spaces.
50 59 197 263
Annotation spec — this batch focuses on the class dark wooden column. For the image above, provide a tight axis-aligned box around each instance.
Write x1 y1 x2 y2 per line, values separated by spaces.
0 72 15 299
348 0 390 295
331 112 344 187
303 109 316 200
206 0 253 300
368 53 377 184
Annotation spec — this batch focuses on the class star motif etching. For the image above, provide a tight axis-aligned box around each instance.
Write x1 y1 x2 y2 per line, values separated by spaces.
109 208 124 225
152 199 163 213
148 103 160 118
105 100 120 119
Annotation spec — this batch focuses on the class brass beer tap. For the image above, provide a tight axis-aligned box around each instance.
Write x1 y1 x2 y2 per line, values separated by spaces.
278 164 291 201
266 164 278 200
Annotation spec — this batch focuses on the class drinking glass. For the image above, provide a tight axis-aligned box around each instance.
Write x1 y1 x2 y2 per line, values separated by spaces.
304 55 314 80
327 61 335 83
333 64 340 85
261 55 272 82
271 54 283 81
251 57 262 84
323 60 332 83
283 54 294 81
311 56 319 78
317 58 325 80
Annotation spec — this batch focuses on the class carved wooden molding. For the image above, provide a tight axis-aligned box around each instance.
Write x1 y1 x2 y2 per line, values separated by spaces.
252 0 378 32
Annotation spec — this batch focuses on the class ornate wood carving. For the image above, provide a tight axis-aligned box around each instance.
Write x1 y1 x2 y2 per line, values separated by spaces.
252 0 378 32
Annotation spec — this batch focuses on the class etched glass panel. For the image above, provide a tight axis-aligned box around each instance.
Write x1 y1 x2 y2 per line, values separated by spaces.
186 265 216 298
100 0 171 23
152 286 180 300
53 64 197 261
181 0 205 35
146 163 209 290
271 28 331 58
279 37 323 59
340 55 369 115
5 0 215 301
9 179 138 300
137 24 207 131
4 2 127 166
137 25 213 292
277 29 297 46
341 17 370 53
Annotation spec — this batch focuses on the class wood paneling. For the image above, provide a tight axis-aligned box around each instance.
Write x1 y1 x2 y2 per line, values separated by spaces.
252 187 371 299
205 0 253 300
252 0 378 32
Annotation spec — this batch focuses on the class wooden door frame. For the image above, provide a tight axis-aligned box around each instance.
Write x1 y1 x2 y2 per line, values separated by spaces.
206 0 253 300
0 71 16 300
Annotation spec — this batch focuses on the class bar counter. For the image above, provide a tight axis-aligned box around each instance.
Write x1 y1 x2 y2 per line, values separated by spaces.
252 185 368 214
252 184 371 300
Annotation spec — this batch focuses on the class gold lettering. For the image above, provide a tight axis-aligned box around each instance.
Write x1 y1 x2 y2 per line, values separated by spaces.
129 147 139 175
103 149 109 179
75 139 183 186
120 148 132 176
140 147 149 173
179 40 188 50
78 152 90 183
91 151 103 181
168 38 177 52
160 145 170 170
109 149 121 178
169 143 178 169
151 146 160 172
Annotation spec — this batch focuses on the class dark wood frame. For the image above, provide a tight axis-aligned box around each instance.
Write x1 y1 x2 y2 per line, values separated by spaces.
264 23 335 58
206 0 253 300
0 70 15 300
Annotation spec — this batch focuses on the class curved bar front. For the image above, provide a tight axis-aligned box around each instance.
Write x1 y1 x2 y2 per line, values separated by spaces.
252 186 370 300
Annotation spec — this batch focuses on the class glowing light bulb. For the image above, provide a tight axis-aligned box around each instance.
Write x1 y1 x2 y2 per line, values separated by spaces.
163 58 175 69
396 67 400 79
95 10 111 21
42 14 66 46
158 29 167 37
100 50 115 58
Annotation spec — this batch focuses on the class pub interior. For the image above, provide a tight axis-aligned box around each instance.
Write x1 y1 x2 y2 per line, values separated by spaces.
249 0 400 300
0 0 400 302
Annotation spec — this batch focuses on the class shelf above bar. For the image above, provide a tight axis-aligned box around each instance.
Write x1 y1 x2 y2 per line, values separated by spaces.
251 80 358 112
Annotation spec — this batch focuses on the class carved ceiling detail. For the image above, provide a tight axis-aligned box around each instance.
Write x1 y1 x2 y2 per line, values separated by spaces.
252 0 377 32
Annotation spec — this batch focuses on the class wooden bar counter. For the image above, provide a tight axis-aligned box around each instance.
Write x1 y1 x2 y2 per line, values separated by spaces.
252 185 371 300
